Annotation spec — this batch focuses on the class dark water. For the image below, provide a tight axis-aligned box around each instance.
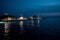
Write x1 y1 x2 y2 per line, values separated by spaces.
0 18 60 40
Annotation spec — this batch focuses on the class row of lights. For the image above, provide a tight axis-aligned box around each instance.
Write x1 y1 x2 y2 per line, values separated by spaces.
0 13 45 40
0 13 42 22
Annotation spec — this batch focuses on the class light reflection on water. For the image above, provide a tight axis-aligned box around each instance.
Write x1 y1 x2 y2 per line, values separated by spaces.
0 18 60 40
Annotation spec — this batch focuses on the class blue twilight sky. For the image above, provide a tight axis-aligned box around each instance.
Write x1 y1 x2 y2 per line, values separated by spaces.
0 0 60 17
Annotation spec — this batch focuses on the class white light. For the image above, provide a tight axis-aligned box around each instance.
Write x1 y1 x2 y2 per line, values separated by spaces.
30 16 33 19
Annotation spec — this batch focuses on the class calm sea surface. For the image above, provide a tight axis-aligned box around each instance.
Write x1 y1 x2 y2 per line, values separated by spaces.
0 18 60 40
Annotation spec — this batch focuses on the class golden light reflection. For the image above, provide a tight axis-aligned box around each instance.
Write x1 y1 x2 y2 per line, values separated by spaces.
19 21 24 34
4 22 10 33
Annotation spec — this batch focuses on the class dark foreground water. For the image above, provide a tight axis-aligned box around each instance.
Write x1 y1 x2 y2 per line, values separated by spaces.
0 18 60 40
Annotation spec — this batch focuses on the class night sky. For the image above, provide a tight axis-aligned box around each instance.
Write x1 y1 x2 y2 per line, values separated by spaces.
0 0 60 17
0 0 60 40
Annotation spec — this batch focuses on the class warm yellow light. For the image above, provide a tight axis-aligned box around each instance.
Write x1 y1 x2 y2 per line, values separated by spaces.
8 17 12 20
18 16 24 20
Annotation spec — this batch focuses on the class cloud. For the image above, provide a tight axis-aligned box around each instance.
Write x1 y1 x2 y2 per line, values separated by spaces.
39 12 60 16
